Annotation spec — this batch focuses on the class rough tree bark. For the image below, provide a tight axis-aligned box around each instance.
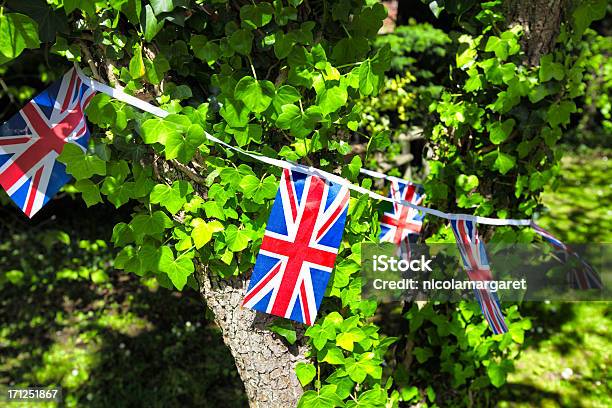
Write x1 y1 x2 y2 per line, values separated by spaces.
194 265 309 407
505 0 568 65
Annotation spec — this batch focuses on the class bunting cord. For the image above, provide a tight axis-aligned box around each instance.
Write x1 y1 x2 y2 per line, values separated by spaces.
359 167 414 184
76 66 532 227
75 66 170 119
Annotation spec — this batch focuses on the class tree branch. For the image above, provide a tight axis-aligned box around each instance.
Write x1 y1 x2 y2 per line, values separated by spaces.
171 160 206 185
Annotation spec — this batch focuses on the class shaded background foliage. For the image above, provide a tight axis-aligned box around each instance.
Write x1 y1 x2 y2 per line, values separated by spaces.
0 1 610 407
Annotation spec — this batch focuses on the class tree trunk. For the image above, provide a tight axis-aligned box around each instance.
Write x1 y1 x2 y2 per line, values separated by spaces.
153 160 308 407
505 0 567 65
195 264 308 407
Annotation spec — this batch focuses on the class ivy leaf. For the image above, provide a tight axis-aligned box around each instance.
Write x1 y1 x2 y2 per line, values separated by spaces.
101 177 135 208
336 328 366 352
141 4 164 42
493 151 516 175
413 346 433 363
229 29 253 55
464 67 483 92
144 55 170 84
224 225 252 252
275 105 318 138
305 323 336 350
352 3 386 37
268 319 297 345
487 118 515 144
485 36 507 60
165 124 206 162
130 210 173 238
129 43 146 79
191 218 224 249
456 43 477 69
321 347 345 365
5 0 68 43
191 35 221 65
342 155 362 180
274 31 294 59
358 59 377 96
150 0 179 15
528 84 551 103
239 174 278 204
295 362 316 387
366 130 391 155
219 98 250 128
572 0 607 38
317 86 348 116
57 144 106 181
112 222 135 246
75 179 102 207
276 104 302 129
298 385 343 408
240 3 274 29
539 54 565 82
0 13 40 60
547 100 576 127
344 353 382 383
140 114 190 145
136 243 161 275
234 77 275 113
427 1 444 17
487 360 511 388
150 181 193 214
332 260 359 288
157 246 194 290
484 30 520 61
190 35 220 65
456 174 479 191
204 201 227 220
273 85 301 111
542 126 562 147
112 0 142 25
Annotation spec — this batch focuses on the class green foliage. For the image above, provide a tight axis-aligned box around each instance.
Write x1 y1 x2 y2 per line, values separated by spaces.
22 4 396 401
424 1 607 227
393 302 531 405
0 0 608 406
0 11 40 64
356 22 451 179
57 144 107 181
564 30 612 147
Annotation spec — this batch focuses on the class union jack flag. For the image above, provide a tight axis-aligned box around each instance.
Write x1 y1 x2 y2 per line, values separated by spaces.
0 68 96 217
531 221 603 289
450 218 508 335
242 169 350 325
379 180 425 260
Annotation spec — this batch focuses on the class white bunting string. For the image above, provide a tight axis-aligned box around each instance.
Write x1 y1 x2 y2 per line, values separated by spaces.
76 66 170 119
77 66 532 227
359 168 414 184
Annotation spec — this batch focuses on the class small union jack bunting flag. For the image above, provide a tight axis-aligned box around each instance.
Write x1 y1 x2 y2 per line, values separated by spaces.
242 169 350 325
379 180 425 260
531 221 603 289
450 218 508 334
0 68 96 217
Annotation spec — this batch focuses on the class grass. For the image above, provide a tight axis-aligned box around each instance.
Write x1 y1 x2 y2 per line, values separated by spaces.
499 148 611 408
538 148 612 243
0 204 247 407
0 271 248 407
